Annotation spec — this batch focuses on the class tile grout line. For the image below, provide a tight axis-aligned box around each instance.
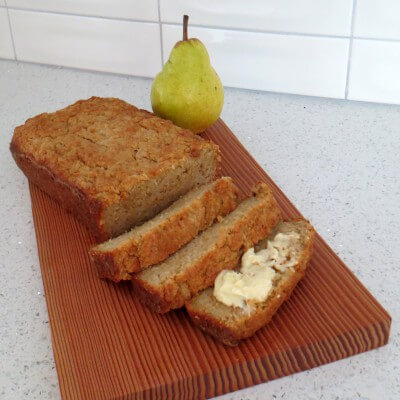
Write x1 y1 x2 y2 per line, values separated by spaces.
154 22 400 44
345 0 357 99
157 0 164 66
1 5 400 44
4 1 17 61
159 22 351 40
1 5 160 25
353 36 400 43
2 57 400 107
0 57 157 80
0 6 353 40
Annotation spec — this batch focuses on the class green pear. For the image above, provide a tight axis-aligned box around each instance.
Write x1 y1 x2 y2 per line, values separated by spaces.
151 15 224 134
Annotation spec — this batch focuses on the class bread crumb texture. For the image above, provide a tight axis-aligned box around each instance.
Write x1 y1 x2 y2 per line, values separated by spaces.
11 97 219 205
10 97 220 238
90 177 239 281
131 183 281 313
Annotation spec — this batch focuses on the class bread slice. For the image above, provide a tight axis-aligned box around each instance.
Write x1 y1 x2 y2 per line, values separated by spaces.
131 183 281 313
89 177 239 282
10 97 220 240
186 219 315 346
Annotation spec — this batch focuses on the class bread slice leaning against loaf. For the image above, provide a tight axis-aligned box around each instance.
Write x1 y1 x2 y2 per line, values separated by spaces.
131 183 281 313
186 219 315 346
89 177 239 282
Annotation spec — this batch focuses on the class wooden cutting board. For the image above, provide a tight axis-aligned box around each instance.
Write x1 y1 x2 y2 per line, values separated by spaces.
29 119 391 400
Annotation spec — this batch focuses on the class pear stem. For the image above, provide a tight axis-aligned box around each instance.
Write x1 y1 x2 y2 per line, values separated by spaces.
183 15 189 41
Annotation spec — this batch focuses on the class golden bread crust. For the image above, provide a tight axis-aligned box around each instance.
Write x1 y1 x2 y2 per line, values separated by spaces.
10 97 220 240
89 177 240 282
11 149 105 238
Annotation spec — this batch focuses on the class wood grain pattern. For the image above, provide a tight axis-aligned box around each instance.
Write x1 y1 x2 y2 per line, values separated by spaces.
29 119 391 400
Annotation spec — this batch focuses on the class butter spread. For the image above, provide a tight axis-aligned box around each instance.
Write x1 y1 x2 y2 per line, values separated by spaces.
213 231 300 309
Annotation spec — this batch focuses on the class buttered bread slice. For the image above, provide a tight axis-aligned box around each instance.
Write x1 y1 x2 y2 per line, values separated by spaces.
186 219 315 346
131 183 281 313
90 177 239 282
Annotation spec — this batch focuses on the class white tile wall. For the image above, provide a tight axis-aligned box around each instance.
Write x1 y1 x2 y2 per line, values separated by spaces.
160 0 353 36
2 0 400 104
0 8 14 59
163 25 349 98
9 10 161 77
348 39 400 104
6 0 158 21
354 0 400 40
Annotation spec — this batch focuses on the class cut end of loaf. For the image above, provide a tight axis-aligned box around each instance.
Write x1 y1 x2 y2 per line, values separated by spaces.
10 97 221 240
101 144 221 239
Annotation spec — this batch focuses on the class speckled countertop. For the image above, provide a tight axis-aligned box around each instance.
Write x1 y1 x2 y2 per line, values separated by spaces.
0 60 398 399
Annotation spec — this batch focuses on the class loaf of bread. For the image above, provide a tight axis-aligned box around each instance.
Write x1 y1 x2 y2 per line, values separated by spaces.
89 177 239 282
186 219 315 346
131 183 281 313
10 97 220 240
